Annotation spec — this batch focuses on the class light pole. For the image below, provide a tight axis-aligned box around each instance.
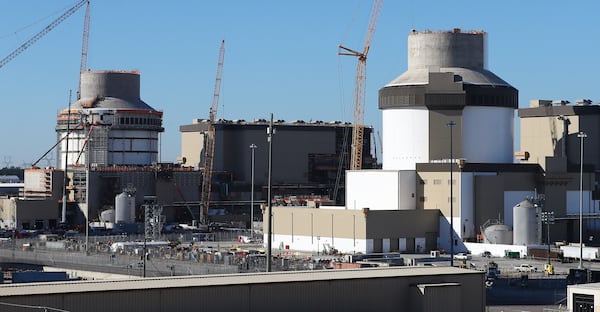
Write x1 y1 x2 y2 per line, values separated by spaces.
249 144 257 240
447 120 456 267
578 131 587 269
266 114 275 272
541 210 554 265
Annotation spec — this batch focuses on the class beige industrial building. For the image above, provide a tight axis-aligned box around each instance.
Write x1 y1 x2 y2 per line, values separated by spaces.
265 206 440 254
179 118 378 212
518 99 599 244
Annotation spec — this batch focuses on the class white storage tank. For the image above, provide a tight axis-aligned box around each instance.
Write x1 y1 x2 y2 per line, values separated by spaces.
513 199 540 245
115 192 136 224
100 209 115 223
483 224 513 245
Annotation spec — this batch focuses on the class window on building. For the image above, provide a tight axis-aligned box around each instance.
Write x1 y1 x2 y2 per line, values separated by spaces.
433 179 441 185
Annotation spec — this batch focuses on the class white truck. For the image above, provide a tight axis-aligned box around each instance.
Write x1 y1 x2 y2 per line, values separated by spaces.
560 245 599 262
514 263 537 272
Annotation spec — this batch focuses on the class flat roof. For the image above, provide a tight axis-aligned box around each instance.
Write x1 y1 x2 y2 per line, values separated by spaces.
0 266 480 297
519 104 600 118
417 162 543 173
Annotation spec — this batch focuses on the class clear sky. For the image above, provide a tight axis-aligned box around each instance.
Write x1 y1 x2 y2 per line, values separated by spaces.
0 0 599 167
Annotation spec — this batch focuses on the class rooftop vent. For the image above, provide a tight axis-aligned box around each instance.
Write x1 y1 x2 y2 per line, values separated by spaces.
575 99 592 106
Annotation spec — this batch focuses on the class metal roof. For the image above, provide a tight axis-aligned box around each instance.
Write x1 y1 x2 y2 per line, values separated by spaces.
0 266 479 297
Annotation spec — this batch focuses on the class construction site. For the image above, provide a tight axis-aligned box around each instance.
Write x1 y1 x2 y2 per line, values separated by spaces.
1 0 600 259
0 0 380 236
5 0 600 311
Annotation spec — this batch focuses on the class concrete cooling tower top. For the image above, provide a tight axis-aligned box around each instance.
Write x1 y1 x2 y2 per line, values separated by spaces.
73 70 156 111
385 29 512 88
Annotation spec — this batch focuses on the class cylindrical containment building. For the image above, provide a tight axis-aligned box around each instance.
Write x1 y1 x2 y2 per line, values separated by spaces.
56 70 164 168
513 199 540 246
379 29 518 170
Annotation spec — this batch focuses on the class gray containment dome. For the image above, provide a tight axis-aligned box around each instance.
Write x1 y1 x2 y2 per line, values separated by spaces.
75 70 155 110
382 29 516 90
81 70 140 99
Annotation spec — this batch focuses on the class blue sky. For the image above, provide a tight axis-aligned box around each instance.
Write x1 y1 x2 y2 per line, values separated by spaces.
0 0 599 167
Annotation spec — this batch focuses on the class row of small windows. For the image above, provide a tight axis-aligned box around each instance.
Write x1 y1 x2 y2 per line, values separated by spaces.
120 117 161 126
419 179 456 185
467 94 517 106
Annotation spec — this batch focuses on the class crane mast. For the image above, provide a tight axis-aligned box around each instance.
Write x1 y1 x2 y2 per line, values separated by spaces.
0 0 88 70
338 0 382 170
78 1 91 100
200 40 225 224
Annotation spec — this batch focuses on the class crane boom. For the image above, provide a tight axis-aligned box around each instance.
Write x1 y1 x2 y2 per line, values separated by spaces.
0 0 88 70
78 1 91 100
338 0 382 170
200 40 225 223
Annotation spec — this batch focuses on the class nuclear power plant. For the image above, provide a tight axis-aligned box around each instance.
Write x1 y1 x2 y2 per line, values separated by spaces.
265 28 598 257
0 28 598 259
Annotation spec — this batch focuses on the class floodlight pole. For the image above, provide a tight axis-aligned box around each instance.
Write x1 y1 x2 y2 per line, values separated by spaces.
578 131 587 269
447 121 456 267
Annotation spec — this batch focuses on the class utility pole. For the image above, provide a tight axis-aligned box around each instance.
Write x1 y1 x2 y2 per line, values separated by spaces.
266 114 275 272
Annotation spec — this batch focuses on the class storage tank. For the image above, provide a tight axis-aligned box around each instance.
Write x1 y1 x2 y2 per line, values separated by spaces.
483 224 513 245
115 192 135 224
99 209 115 223
513 199 540 245
379 29 518 170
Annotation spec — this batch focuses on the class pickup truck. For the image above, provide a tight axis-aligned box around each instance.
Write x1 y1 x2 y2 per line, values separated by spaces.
514 264 537 272
453 252 472 260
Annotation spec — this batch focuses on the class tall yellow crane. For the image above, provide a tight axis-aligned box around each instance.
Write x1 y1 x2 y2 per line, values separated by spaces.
200 40 225 224
338 0 382 170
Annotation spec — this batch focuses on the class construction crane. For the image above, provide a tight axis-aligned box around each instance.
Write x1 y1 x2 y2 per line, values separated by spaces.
338 0 382 170
200 40 225 224
0 0 88 70
78 1 91 100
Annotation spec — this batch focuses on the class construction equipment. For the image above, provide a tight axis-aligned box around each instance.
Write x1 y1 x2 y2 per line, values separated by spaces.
338 0 382 170
200 40 225 224
78 1 91 100
0 0 88 70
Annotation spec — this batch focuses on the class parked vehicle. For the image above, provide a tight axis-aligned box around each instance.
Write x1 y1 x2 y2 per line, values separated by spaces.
560 245 600 262
453 252 472 260
514 263 537 272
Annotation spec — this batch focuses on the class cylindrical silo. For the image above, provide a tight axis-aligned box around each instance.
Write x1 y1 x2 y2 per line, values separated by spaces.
115 192 135 224
379 29 518 170
513 199 540 245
